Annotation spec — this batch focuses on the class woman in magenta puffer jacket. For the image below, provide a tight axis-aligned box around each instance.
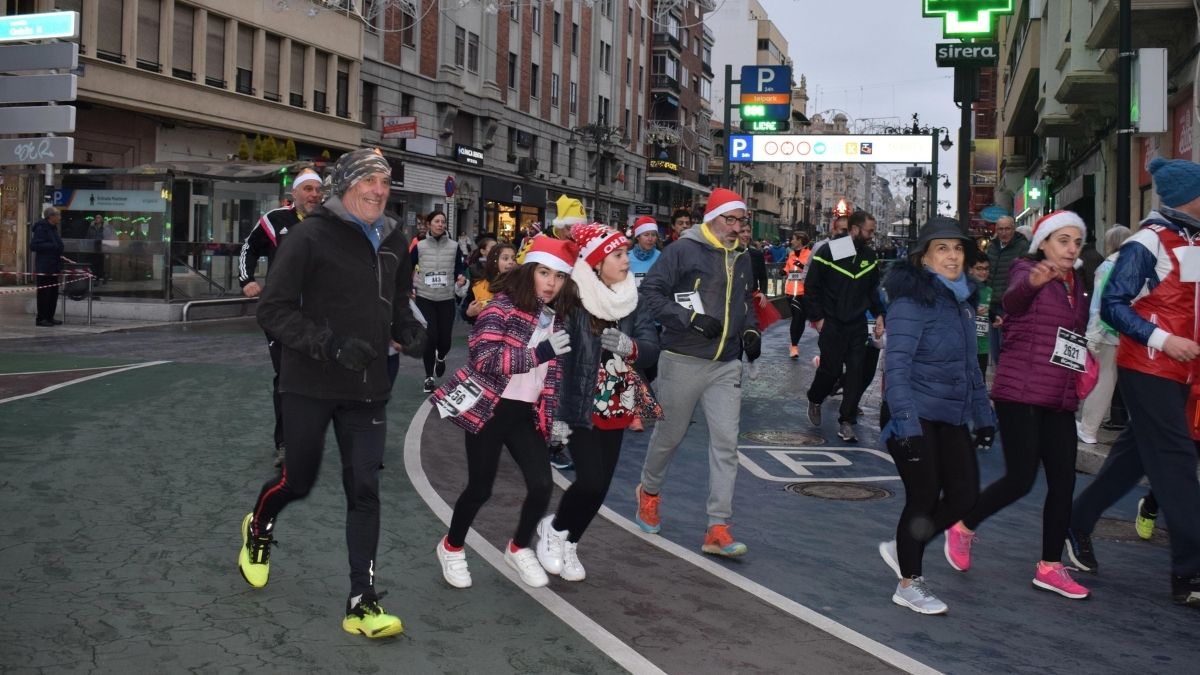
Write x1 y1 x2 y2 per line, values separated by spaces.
944 211 1092 601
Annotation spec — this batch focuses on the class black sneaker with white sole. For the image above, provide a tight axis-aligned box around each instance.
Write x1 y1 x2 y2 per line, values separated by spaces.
1065 528 1099 573
808 401 822 427
423 377 435 393
435 357 447 378
549 448 574 471
1171 575 1200 607
837 421 857 442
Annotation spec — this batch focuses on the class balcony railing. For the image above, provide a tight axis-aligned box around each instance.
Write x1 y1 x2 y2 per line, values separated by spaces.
651 74 681 94
652 32 681 52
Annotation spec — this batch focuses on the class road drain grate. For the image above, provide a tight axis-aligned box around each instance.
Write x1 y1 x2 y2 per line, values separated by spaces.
741 430 826 446
786 482 893 501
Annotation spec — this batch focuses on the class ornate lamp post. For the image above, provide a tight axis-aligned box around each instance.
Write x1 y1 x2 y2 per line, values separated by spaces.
884 114 953 229
568 124 629 225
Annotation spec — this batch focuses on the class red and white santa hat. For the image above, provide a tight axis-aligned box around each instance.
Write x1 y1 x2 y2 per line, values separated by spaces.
571 222 629 268
703 188 747 223
523 234 579 274
1028 210 1086 253
632 216 659 238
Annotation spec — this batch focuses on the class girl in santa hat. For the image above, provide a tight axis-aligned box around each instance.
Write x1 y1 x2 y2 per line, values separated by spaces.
533 223 663 581
945 210 1092 600
429 236 581 590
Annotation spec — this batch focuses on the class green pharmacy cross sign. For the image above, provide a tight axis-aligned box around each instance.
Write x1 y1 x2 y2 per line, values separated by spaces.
923 0 1014 38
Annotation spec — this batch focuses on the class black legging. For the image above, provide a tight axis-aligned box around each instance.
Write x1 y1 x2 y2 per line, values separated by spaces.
266 333 283 451
251 393 387 597
415 296 456 377
552 426 624 543
447 399 553 549
807 318 868 424
788 295 807 346
887 419 979 578
963 401 1077 562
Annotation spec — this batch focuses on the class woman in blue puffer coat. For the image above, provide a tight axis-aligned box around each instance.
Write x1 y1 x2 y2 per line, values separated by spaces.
877 217 994 616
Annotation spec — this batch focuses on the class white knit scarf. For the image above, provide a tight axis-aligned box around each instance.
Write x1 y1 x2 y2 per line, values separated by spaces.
572 258 639 321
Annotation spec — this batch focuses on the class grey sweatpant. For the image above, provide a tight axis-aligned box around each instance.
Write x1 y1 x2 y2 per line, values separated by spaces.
640 350 743 526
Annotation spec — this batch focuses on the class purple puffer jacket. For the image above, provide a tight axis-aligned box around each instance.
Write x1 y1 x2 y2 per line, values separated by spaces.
991 258 1088 412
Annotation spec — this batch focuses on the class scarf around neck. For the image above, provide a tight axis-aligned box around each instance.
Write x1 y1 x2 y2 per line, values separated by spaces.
572 257 639 321
928 267 971 303
632 246 656 261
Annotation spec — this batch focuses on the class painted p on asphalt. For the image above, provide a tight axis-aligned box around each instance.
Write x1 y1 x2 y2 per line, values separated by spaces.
1 319 1195 674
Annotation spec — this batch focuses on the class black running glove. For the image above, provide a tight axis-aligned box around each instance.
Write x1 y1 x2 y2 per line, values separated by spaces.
973 426 995 450
330 336 377 372
395 324 427 358
742 329 762 362
689 313 723 340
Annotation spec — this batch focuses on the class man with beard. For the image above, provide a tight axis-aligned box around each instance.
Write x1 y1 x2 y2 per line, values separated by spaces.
804 210 884 442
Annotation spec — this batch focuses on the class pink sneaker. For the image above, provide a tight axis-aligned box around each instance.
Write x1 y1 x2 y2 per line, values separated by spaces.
944 522 975 572
1033 562 1090 599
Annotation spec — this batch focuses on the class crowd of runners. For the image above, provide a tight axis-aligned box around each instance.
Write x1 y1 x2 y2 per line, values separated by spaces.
230 146 1200 636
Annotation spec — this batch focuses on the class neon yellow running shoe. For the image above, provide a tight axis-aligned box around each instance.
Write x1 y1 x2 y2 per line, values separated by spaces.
237 513 274 588
1135 498 1157 540
342 591 403 638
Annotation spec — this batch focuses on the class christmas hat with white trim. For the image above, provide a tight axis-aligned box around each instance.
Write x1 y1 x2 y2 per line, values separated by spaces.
703 188 747 223
632 216 659 238
522 234 578 274
1028 210 1086 254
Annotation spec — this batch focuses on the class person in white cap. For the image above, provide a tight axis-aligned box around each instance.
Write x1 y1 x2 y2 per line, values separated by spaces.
634 187 760 557
238 167 324 467
430 235 579 590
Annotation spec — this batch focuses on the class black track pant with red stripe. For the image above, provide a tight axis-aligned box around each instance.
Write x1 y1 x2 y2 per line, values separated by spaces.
252 393 387 598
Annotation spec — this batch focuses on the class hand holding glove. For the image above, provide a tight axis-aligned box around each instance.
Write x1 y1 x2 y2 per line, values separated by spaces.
550 420 572 447
330 336 378 372
535 330 572 361
689 313 723 340
973 426 995 451
600 327 636 359
395 324 426 358
742 329 762 362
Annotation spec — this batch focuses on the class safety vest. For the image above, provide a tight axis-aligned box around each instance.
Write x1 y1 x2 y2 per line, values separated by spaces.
783 247 811 296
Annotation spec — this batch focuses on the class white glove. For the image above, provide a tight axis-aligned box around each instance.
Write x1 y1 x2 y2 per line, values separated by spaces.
600 327 635 358
549 330 572 355
551 420 572 446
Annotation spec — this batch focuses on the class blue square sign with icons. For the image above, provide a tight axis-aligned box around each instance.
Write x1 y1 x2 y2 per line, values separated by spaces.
729 135 754 162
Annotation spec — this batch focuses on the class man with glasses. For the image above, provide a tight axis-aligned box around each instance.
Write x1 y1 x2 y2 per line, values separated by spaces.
634 188 760 557
804 210 884 442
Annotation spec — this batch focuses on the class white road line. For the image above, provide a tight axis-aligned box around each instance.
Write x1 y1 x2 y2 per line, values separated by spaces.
0 364 138 377
402 403 666 675
0 361 171 405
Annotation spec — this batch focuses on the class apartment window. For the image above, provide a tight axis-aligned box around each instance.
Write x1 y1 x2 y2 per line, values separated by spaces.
510 2 518 20
530 63 540 99
549 140 559 174
236 24 254 94
692 75 700 94
97 0 123 62
703 45 711 66
550 73 560 107
336 59 350 118
465 32 479 73
136 0 161 71
571 23 579 55
263 35 281 101
508 52 518 90
568 148 577 178
401 7 416 47
601 0 612 17
597 95 610 125
701 78 711 101
626 57 631 81
623 109 630 134
289 42 305 107
680 27 687 49
314 51 329 112
569 82 577 114
639 17 645 41
600 42 611 73
205 14 225 87
532 5 541 31
681 64 688 84
638 65 643 90
362 82 376 130
454 26 465 68
401 92 414 116
636 114 642 143
553 12 561 44
627 7 634 34
172 3 194 79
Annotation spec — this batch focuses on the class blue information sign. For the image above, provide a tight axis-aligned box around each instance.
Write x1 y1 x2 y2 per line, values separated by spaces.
0 11 79 43
739 66 792 121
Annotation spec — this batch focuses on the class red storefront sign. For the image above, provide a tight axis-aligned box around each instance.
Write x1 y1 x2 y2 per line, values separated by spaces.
1173 94 1193 160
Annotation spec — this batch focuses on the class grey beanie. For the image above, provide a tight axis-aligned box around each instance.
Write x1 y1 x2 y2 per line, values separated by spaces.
329 148 391 197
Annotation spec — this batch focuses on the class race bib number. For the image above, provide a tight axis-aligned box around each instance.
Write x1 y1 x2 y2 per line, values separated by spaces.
435 378 484 418
674 291 705 315
634 272 646 288
424 271 449 288
787 272 804 281
1050 327 1088 373
975 316 989 337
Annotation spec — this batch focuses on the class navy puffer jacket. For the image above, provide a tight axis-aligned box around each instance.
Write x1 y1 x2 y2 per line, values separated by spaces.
556 304 660 429
882 261 993 439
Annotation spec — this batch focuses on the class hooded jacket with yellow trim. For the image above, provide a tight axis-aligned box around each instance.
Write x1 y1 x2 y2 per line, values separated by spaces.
638 223 758 362
803 237 884 323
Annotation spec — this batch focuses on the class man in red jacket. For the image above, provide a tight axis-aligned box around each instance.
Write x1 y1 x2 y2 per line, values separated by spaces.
1068 158 1200 609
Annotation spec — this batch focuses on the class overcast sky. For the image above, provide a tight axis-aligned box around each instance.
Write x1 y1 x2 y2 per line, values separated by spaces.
758 0 967 212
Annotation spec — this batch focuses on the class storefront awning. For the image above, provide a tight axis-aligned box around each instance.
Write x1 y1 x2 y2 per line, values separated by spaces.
645 174 711 195
64 161 311 180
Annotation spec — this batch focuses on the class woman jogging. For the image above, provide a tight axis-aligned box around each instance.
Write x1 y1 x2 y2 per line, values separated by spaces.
413 210 467 392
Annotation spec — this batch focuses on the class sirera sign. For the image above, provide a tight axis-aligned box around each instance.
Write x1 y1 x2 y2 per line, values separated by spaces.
935 42 999 67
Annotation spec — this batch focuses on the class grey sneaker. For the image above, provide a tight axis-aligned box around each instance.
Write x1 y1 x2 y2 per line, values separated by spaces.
892 577 948 615
808 401 822 426
878 540 901 579
838 421 857 442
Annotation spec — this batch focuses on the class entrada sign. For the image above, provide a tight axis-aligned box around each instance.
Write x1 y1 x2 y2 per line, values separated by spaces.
935 42 999 67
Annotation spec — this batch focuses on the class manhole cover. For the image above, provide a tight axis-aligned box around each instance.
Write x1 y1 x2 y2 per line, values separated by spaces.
741 430 826 445
1093 517 1169 546
786 482 894 501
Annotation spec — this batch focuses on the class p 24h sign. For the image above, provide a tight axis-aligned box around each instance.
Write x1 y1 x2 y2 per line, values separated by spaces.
739 65 792 122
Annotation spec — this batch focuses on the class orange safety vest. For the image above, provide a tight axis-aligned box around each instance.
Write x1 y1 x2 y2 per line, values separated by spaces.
783 247 811 296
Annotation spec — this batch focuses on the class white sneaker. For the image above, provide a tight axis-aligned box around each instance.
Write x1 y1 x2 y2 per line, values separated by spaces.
560 540 586 581
878 540 901 580
1076 421 1097 445
504 542 549 588
536 515 566 575
436 538 472 588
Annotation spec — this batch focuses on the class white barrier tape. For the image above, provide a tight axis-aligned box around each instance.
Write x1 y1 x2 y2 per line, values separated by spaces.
0 273 94 295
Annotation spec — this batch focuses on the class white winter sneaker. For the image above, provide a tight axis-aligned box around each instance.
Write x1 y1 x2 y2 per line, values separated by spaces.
560 541 586 581
536 515 566 575
436 537 472 588
504 542 549 588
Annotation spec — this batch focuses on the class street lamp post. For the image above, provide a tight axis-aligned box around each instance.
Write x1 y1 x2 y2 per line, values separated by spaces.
884 114 953 227
569 123 629 225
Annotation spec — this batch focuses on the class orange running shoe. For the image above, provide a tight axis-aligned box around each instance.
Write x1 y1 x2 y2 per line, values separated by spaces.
789 345 799 359
702 524 747 557
635 483 661 533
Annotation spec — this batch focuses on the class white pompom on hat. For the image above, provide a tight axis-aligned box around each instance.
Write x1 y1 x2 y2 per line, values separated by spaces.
632 216 659 238
702 188 747 223
1028 210 1086 254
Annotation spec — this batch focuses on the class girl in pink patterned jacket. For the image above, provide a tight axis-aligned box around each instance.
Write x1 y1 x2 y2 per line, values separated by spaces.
429 236 580 590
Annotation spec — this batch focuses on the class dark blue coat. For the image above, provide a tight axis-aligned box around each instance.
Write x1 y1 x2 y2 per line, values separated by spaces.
556 303 660 429
882 261 992 439
30 218 64 274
